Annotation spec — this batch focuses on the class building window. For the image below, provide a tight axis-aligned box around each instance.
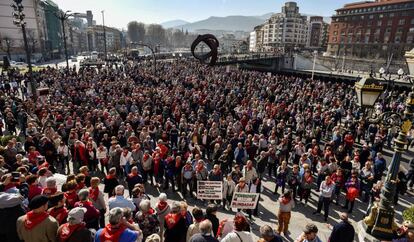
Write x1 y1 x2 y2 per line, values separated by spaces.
369 15 374 19
388 20 393 26
377 20 382 26
389 13 395 18
399 19 406 25
411 18 414 24
379 14 383 18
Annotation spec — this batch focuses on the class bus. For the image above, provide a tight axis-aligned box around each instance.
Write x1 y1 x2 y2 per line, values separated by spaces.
91 51 99 60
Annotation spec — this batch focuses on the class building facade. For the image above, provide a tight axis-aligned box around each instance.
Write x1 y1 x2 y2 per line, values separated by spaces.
87 25 121 52
259 2 309 53
327 0 414 59
0 0 46 61
307 16 329 50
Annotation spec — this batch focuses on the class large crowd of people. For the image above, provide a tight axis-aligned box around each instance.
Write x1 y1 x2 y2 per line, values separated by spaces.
0 58 414 242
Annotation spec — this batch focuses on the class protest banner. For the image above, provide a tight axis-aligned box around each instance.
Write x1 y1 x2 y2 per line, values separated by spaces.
197 181 223 200
231 192 259 209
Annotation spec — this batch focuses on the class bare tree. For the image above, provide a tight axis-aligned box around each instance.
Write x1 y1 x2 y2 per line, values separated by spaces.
26 29 37 55
145 24 166 47
1 36 14 60
172 29 185 48
127 21 146 43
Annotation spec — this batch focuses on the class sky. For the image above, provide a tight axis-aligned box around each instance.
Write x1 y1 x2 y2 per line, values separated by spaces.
53 0 352 29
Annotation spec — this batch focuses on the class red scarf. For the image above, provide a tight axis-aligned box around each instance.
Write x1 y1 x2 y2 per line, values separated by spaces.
24 211 49 230
128 173 138 179
157 201 168 211
76 182 85 191
4 183 16 191
42 187 57 197
49 206 69 225
196 165 204 172
147 208 155 215
59 223 85 242
106 174 116 180
164 213 182 229
64 190 78 208
99 224 127 242
89 187 100 202
79 200 93 207
326 180 333 186
281 196 291 205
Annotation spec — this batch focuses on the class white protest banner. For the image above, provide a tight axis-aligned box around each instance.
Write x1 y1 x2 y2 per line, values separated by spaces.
197 181 223 200
231 192 259 209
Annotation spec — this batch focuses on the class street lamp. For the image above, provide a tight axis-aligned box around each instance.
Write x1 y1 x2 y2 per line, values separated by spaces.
311 50 318 80
101 10 107 61
11 0 37 100
360 55 414 240
131 41 156 75
354 75 385 107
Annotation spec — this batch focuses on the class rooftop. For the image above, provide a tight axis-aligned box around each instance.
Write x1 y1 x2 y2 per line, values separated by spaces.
337 0 413 11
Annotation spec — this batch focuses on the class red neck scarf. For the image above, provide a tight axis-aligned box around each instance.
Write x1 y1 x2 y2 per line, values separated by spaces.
196 165 203 172
106 174 116 180
76 182 85 191
99 224 127 242
147 208 155 216
24 211 49 230
157 201 168 211
89 187 100 201
79 200 93 207
165 213 182 229
50 206 69 225
281 196 291 205
43 187 57 196
59 223 85 241
128 173 138 178
4 183 16 191
64 190 78 208
195 218 205 223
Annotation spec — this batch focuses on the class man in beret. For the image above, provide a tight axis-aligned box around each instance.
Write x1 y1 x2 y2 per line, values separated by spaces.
57 207 93 242
16 194 59 242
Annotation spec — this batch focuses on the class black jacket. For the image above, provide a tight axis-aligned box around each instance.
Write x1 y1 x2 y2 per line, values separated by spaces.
329 221 355 242
205 214 219 238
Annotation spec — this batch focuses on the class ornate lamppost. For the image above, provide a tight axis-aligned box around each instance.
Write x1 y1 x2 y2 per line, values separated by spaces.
358 49 414 241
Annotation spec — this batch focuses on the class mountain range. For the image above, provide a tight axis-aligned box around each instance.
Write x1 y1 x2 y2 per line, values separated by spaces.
161 13 330 32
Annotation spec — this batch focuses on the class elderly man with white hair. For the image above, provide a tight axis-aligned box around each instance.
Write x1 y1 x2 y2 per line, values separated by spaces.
189 220 219 242
155 193 170 242
95 207 140 242
108 185 136 211
57 207 93 242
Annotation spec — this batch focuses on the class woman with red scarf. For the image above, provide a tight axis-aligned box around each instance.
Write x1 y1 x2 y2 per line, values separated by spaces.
155 193 171 242
135 199 160 240
89 177 106 228
27 174 42 201
299 168 313 205
104 167 120 198
74 189 100 230
342 173 360 214
48 192 69 225
64 180 79 209
164 201 187 242
277 190 295 235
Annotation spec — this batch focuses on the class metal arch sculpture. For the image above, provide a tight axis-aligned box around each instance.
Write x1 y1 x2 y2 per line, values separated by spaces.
191 34 219 66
